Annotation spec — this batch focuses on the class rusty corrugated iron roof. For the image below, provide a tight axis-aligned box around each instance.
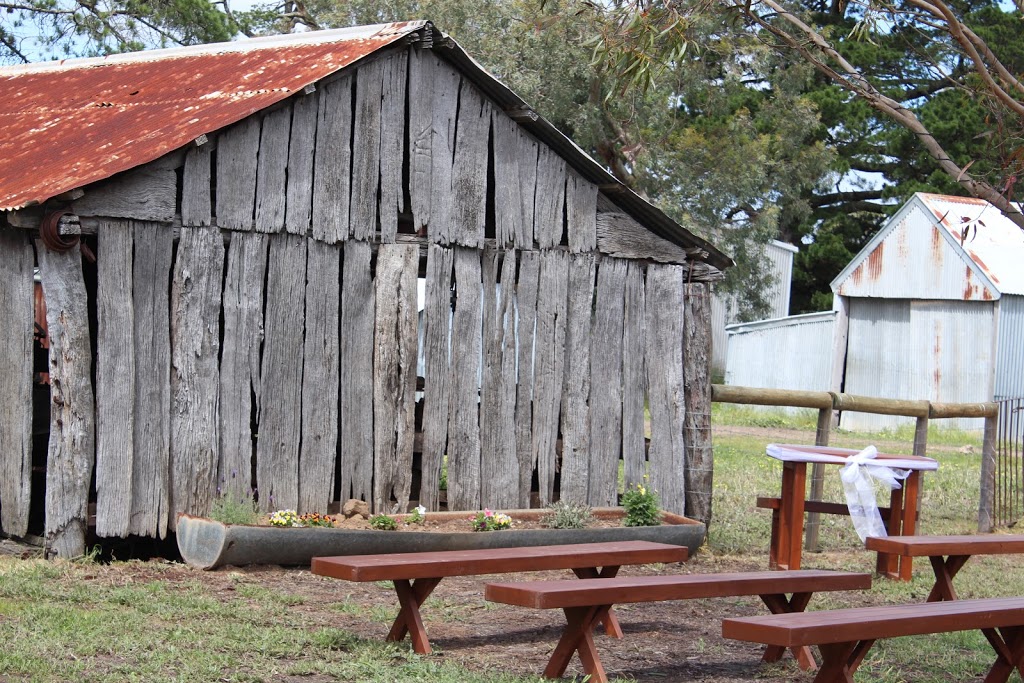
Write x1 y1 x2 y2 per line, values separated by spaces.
0 22 426 211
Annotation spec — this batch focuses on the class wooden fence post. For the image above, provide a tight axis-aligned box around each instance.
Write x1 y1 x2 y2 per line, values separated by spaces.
683 282 713 525
978 411 999 532
803 406 833 552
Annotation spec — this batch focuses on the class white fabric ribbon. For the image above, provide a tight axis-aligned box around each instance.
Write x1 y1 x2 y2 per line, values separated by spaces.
839 446 911 541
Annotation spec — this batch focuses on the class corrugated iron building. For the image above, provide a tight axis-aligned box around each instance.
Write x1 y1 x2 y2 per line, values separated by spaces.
831 193 1024 431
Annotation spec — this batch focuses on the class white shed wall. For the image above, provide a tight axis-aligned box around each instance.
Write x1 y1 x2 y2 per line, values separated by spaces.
996 294 1024 400
840 298 995 431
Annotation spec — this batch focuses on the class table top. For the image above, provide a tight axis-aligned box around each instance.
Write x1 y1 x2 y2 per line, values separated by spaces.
766 444 939 471
311 540 688 581
866 534 1024 556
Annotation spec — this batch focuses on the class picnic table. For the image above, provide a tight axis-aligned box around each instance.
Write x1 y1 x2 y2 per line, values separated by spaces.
310 540 686 654
760 444 938 580
865 534 1024 600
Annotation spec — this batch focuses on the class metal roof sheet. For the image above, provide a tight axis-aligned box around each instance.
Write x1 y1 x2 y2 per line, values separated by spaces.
0 22 425 211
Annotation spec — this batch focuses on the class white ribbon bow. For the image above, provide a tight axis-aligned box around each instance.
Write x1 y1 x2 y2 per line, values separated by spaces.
839 446 911 541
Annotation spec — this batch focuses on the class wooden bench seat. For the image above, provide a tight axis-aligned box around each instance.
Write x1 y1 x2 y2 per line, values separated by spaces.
723 596 1024 682
484 569 871 682
311 540 686 654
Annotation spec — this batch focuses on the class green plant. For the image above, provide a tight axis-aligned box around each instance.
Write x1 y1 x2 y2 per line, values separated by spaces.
621 481 661 527
542 500 594 529
208 490 259 525
369 514 398 531
469 509 512 531
299 512 335 528
269 509 300 527
408 505 426 525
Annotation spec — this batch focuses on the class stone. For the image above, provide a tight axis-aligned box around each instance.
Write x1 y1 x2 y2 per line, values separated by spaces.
342 499 370 519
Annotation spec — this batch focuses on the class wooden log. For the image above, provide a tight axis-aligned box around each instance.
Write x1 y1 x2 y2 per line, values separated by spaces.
682 282 713 524
480 249 519 509
379 52 407 243
930 401 999 419
72 166 176 222
0 228 35 537
299 241 341 513
36 241 94 558
450 82 490 248
312 75 353 244
254 106 291 233
129 222 173 539
285 91 318 235
447 248 483 511
215 116 260 230
596 213 693 264
622 261 647 490
710 384 833 410
256 234 307 512
566 169 597 253
532 250 569 505
517 132 539 248
94 220 135 538
533 146 566 250
182 144 212 227
588 257 627 507
340 240 375 503
514 250 541 507
645 264 686 516
558 253 595 503
408 48 435 237
169 225 224 527
831 393 930 417
372 243 419 513
419 245 454 510
218 232 268 500
491 110 523 248
351 58 385 242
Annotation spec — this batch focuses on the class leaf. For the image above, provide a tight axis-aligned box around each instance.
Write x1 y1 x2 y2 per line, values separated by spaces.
956 159 975 182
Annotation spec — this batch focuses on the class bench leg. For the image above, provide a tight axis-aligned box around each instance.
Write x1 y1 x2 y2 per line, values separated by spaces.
926 554 969 602
981 625 1024 683
543 606 608 683
760 592 816 671
571 566 623 638
813 640 874 683
387 577 442 654
776 462 807 571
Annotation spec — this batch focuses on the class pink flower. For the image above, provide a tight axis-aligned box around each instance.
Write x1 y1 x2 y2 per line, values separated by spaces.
484 508 494 517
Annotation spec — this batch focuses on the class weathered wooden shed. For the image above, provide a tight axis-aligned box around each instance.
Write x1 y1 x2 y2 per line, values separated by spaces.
0 22 731 558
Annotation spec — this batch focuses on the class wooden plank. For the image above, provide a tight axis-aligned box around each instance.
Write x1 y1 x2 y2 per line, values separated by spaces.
408 47 435 237
371 244 419 513
218 232 268 501
566 169 597 253
36 241 94 557
446 248 483 511
559 253 595 504
254 105 291 233
645 264 686 515
255 234 307 512
299 241 341 512
450 82 490 248
621 261 647 490
682 282 713 524
0 228 35 537
379 51 407 243
312 75 353 244
340 240 375 503
215 116 260 230
285 92 318 235
71 166 176 222
518 133 539 248
514 250 541 507
169 225 224 527
532 250 569 505
128 222 173 539
533 145 566 250
419 245 453 510
480 250 519 509
588 258 627 507
596 213 693 264
428 56 460 244
491 110 522 248
94 221 134 538
182 144 212 227
351 58 385 242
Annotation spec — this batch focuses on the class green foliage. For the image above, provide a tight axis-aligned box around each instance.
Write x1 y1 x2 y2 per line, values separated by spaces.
621 481 661 527
299 512 335 528
469 509 513 531
542 500 594 529
368 514 398 531
408 505 426 524
208 491 259 526
269 509 301 527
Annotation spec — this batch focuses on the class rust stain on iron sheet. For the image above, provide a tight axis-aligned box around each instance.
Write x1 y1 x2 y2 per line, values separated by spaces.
0 23 423 210
866 240 884 280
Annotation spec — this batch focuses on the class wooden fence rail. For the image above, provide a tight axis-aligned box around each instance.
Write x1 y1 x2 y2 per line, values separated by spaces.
709 385 1000 542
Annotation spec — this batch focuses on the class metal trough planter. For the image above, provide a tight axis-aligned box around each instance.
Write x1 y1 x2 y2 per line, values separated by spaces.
176 508 706 570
